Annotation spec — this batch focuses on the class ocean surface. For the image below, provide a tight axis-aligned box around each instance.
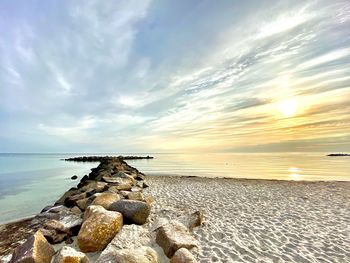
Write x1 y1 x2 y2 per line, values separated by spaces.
0 152 349 223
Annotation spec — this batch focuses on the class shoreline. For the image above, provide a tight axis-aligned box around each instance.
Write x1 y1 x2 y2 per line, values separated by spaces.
1 157 349 262
1 174 349 226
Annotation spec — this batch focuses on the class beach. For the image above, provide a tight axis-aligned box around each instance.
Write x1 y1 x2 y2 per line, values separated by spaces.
145 176 350 262
0 158 349 263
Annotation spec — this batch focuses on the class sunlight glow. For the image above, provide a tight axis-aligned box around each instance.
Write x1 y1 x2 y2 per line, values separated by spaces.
279 98 298 117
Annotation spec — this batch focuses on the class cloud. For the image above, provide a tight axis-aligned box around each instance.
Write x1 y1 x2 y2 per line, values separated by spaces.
0 0 350 152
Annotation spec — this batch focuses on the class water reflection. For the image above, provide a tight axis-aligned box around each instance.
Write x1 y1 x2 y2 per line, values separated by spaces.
288 167 302 180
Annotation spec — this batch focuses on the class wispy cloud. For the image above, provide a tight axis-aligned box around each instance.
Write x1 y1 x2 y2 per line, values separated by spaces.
0 0 350 152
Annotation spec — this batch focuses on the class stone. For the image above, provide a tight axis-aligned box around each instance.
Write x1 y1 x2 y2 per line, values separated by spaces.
131 186 143 192
170 248 198 263
91 192 120 209
119 191 131 197
70 206 82 215
41 213 82 244
96 246 159 263
156 221 198 258
71 175 78 180
178 211 204 231
144 195 155 205
127 192 144 201
77 205 123 252
40 228 67 244
109 183 133 191
142 182 149 188
55 188 80 205
64 193 87 207
76 197 93 211
79 181 108 193
109 199 151 225
52 246 90 263
9 230 55 263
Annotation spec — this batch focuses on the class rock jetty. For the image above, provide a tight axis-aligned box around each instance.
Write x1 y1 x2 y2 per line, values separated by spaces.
1 156 202 263
63 155 153 162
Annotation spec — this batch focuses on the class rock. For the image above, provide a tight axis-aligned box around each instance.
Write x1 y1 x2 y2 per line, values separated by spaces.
55 188 80 205
142 182 149 188
52 246 90 263
109 199 151 225
178 211 204 231
65 237 74 244
100 224 151 251
71 175 78 180
79 181 108 193
9 230 55 263
96 246 159 263
131 186 143 192
127 192 144 201
77 205 123 252
76 197 93 211
64 192 87 207
41 213 82 244
170 248 198 263
40 228 67 244
144 195 155 205
91 192 120 209
70 206 82 214
109 183 133 191
119 191 131 197
156 221 198 258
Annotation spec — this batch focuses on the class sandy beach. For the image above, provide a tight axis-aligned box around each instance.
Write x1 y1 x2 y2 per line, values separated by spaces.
145 176 350 263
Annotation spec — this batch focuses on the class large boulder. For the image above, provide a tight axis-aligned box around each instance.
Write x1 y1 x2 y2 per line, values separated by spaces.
52 246 90 263
36 206 83 244
9 230 55 263
170 248 198 263
40 212 82 243
77 205 123 252
109 200 151 225
91 192 120 209
156 221 198 258
96 246 159 263
127 192 144 201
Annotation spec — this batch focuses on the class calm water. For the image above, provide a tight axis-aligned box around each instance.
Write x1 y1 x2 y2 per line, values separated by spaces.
0 152 349 223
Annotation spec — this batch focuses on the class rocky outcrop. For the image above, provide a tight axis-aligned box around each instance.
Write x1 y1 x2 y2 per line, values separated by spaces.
52 246 90 263
91 192 120 209
9 230 54 263
97 246 159 263
109 199 151 225
170 248 198 263
77 205 123 252
156 221 198 257
1 156 204 263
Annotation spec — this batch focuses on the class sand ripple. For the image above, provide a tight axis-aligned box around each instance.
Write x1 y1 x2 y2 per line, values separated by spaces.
145 177 350 263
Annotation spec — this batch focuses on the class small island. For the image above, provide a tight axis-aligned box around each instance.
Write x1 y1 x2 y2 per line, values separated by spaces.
327 153 350 156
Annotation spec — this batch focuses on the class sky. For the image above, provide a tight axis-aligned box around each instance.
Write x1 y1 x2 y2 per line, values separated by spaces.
0 0 350 153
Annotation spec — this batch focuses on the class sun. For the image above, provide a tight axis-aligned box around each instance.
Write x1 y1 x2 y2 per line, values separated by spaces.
279 98 298 117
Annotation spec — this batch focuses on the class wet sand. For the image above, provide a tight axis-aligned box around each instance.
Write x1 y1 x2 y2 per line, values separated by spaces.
144 176 350 263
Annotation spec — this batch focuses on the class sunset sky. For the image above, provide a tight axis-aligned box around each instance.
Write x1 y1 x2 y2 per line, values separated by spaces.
1 0 350 153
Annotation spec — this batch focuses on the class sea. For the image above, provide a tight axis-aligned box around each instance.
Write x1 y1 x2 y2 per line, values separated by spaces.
0 152 349 224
